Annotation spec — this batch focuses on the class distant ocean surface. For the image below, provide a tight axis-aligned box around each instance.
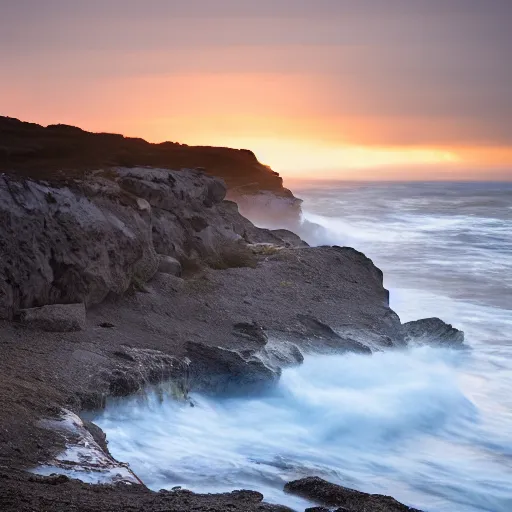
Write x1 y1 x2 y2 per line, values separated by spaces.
97 181 512 512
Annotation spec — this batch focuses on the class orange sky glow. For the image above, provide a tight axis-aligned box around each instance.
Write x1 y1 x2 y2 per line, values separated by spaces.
1 1 511 181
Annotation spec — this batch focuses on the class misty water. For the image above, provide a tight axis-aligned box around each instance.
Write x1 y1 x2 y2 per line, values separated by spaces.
95 182 512 512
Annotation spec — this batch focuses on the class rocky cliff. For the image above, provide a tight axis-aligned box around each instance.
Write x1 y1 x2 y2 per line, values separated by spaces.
0 116 296 200
0 166 299 319
0 145 461 512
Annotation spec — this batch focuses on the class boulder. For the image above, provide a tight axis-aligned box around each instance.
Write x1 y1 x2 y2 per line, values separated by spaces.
186 341 279 393
158 255 182 276
18 303 86 332
284 477 423 512
402 317 464 346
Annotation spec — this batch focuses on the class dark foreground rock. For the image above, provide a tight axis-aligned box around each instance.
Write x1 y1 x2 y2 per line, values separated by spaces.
0 470 294 512
285 477 423 512
403 317 464 346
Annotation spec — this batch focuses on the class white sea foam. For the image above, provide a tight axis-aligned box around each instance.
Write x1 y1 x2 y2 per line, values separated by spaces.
94 182 512 512
96 344 511 512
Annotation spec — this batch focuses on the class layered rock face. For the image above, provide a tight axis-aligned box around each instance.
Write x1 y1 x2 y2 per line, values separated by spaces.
0 167 288 319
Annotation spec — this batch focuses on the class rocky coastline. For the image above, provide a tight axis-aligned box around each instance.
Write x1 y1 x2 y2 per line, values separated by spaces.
0 119 463 511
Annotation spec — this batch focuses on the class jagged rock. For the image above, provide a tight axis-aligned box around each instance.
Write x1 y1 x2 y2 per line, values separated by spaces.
0 167 284 319
107 347 189 397
297 314 372 354
284 477 423 512
186 341 279 393
158 255 182 276
403 317 464 346
18 303 86 332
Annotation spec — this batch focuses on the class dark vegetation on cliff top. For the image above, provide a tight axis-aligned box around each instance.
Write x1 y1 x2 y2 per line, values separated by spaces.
0 116 292 196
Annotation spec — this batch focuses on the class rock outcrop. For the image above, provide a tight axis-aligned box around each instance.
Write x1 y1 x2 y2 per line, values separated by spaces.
185 340 279 393
284 477 423 512
0 166 293 319
296 314 372 354
403 317 465 346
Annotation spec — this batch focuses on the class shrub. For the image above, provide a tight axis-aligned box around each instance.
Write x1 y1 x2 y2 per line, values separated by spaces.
207 240 258 270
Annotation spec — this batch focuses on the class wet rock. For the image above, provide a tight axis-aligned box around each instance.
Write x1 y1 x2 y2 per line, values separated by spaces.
229 490 264 502
403 317 464 346
260 339 304 369
108 347 189 397
36 409 140 485
18 303 86 332
83 420 109 455
158 255 182 276
186 341 279 393
297 314 372 354
284 477 423 512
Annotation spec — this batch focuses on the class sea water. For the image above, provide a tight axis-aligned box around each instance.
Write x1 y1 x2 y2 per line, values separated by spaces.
96 181 512 512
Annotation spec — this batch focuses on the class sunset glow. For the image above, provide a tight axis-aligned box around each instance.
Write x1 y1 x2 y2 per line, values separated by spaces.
1 1 511 180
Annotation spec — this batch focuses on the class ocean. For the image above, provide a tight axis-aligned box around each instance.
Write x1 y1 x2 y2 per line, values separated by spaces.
95 181 512 512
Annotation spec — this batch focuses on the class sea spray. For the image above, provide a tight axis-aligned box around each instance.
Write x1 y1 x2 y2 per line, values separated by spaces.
95 346 510 512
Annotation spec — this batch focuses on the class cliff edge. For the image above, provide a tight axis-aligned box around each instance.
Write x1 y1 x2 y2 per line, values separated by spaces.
0 116 296 199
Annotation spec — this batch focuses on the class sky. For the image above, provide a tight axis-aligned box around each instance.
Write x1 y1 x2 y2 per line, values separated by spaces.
1 0 512 180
